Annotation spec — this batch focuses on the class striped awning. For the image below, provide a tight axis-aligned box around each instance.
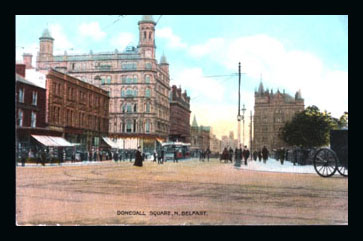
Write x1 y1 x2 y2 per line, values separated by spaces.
31 135 74 147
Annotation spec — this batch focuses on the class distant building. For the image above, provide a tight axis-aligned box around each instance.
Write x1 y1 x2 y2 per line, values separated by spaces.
221 131 238 150
252 81 304 151
190 115 211 152
169 85 191 143
35 15 170 152
209 133 221 154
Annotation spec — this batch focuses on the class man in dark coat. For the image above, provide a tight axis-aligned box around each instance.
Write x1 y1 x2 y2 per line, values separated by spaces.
234 145 242 167
160 149 165 164
41 150 46 166
173 149 178 163
153 150 157 162
229 147 234 163
258 151 262 162
253 151 258 161
134 147 143 167
262 146 269 163
206 147 211 162
242 146 250 165
114 151 118 162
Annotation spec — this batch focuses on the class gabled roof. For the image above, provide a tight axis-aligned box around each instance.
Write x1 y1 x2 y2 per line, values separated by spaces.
16 73 45 89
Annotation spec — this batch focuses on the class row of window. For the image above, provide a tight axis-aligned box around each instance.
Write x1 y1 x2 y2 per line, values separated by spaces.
113 119 151 133
17 109 36 128
100 74 152 85
18 88 38 106
120 102 151 113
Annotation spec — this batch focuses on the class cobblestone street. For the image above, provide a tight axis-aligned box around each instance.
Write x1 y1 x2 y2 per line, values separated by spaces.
16 159 348 225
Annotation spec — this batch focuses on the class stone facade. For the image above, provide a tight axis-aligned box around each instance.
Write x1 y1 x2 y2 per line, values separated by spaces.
209 134 221 154
190 116 211 152
252 82 304 152
35 15 170 152
169 85 191 143
46 69 109 149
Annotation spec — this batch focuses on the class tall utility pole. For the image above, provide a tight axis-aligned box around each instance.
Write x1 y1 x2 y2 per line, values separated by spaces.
237 62 241 147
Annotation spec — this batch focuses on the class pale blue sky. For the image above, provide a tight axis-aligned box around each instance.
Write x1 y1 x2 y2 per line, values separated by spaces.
16 15 348 139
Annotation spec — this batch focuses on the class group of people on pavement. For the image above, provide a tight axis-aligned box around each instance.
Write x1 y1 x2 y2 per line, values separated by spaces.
219 145 270 165
220 145 250 165
252 146 270 163
199 148 211 162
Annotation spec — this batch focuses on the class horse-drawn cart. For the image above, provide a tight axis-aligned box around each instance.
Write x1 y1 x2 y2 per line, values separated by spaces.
313 129 348 177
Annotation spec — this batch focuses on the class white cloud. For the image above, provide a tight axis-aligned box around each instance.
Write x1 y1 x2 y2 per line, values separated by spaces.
171 67 225 102
188 38 225 57
187 34 348 118
110 32 135 51
156 27 187 49
78 22 106 41
49 24 74 54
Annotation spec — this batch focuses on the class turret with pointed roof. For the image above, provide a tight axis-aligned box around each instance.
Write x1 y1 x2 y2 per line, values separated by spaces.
192 115 198 127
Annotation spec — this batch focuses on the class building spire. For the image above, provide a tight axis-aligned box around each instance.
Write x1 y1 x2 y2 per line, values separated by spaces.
192 115 198 127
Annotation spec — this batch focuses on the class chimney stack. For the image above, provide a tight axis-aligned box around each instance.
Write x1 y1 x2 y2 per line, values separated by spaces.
23 53 33 69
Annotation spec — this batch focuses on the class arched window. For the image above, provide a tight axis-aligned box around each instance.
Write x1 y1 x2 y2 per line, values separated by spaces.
146 103 150 113
121 89 125 97
145 75 150 83
134 89 138 97
126 103 132 113
133 119 136 132
149 32 152 40
144 31 146 39
107 76 111 84
145 88 151 97
133 75 138 83
134 104 137 112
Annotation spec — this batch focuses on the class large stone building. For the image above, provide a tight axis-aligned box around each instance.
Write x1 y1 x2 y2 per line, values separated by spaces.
169 85 191 143
190 115 211 153
35 15 170 152
252 81 304 151
45 69 109 149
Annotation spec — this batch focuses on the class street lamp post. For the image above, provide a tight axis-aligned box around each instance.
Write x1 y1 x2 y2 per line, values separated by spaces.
237 62 241 146
241 104 246 146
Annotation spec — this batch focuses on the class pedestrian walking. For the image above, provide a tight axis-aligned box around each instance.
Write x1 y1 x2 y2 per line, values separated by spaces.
160 149 165 164
133 146 143 167
229 147 234 163
21 151 27 167
153 150 157 162
262 146 269 163
41 149 46 166
242 146 250 166
234 145 243 167
253 151 257 161
206 147 211 162
174 149 178 163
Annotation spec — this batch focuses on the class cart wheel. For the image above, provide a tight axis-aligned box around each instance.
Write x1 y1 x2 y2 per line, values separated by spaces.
313 148 338 177
337 159 348 177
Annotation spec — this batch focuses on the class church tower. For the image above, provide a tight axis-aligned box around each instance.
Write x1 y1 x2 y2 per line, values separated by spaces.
37 28 54 63
138 15 156 59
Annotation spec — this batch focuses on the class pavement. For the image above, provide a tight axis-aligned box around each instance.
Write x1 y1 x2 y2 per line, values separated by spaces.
16 158 348 225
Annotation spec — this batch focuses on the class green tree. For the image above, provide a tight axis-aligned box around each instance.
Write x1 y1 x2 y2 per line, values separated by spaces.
278 106 336 148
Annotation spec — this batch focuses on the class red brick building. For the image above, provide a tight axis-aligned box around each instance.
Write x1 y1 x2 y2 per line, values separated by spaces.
169 85 191 143
46 69 109 149
16 65 61 151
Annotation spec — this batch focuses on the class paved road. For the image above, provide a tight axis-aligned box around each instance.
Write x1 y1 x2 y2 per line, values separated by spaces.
16 159 348 225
